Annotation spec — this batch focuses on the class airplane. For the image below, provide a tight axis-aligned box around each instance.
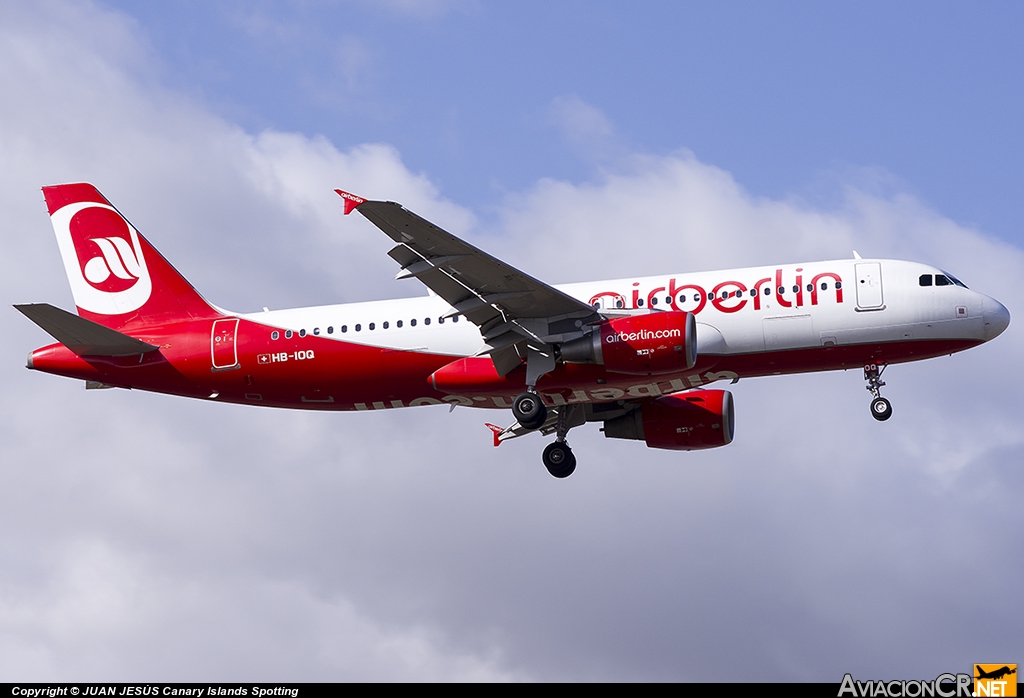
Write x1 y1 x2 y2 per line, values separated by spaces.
975 666 1016 681
16 183 1011 478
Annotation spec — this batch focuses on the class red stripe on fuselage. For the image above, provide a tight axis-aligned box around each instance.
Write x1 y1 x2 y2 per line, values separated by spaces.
28 318 982 410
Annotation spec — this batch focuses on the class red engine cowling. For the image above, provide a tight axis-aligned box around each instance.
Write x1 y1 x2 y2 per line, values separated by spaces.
560 311 697 375
603 390 735 450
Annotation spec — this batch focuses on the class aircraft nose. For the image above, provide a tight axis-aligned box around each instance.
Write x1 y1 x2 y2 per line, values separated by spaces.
982 295 1010 341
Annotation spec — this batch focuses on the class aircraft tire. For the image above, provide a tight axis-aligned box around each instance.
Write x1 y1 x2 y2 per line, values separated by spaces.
543 441 576 478
513 392 547 430
870 396 893 421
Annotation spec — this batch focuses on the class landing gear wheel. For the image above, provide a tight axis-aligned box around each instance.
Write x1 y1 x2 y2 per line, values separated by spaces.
543 441 577 478
870 396 892 421
513 392 547 430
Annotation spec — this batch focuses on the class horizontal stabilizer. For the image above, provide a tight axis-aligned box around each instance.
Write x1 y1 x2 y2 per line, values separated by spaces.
15 303 159 356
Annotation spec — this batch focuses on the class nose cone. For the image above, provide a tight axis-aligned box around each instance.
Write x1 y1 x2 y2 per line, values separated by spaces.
982 295 1011 341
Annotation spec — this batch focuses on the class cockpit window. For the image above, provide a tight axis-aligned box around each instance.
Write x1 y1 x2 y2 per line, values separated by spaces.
943 272 968 288
921 272 968 288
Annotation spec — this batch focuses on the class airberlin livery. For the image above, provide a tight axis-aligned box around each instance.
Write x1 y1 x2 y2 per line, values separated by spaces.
17 183 1010 477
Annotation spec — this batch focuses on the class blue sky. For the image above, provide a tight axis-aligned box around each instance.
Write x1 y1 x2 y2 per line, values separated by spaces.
111 1 1024 239
1 0 1021 682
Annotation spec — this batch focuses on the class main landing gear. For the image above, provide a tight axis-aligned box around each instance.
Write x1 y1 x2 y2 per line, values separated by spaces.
512 391 547 430
864 363 892 421
542 441 576 479
512 390 578 478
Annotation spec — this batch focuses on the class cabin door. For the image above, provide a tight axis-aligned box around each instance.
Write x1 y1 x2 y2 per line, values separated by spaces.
211 318 240 370
855 263 884 309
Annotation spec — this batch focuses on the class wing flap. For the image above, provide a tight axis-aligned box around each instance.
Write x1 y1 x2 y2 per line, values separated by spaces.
15 303 159 356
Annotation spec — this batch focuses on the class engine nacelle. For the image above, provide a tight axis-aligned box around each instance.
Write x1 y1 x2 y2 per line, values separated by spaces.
603 390 735 451
560 311 697 375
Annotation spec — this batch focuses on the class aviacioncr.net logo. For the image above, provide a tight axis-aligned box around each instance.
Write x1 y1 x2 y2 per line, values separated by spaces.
50 201 152 315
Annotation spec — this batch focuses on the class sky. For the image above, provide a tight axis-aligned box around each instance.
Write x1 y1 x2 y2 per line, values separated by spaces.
1 0 1021 682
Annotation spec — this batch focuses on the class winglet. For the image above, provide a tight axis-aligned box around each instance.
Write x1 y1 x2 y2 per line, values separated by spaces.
484 423 505 447
335 189 367 215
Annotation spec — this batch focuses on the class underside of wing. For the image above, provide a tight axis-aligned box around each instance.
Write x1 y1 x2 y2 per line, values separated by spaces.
337 191 601 378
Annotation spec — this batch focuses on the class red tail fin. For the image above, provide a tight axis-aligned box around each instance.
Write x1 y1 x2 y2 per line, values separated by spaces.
43 183 220 330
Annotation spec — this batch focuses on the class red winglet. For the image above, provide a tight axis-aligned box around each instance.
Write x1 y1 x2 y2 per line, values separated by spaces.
484 423 505 448
334 189 367 215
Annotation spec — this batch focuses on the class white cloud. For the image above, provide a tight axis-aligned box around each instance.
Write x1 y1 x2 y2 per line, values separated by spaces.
1 0 1021 682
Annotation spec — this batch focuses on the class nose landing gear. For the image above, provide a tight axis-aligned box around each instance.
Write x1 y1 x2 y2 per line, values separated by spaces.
864 363 892 421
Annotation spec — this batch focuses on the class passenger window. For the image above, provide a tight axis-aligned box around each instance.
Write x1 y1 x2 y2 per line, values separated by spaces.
452 315 458 322
835 281 842 290
707 292 714 300
792 285 799 293
397 320 403 328
327 326 334 334
355 324 361 331
411 319 417 326
424 317 431 325
383 321 389 329
341 325 347 333
438 316 444 323
778 287 785 295
651 297 658 306
764 288 771 295
665 296 672 305
285 330 293 339
820 283 827 291
369 322 375 330
313 328 320 336
271 331 280 340
919 274 933 286
637 298 644 307
806 284 813 292
299 329 306 337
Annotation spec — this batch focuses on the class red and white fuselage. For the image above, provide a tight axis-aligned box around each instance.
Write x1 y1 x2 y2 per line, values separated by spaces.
19 183 1010 473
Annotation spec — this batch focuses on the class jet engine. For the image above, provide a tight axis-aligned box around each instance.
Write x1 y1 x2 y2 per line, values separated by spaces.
602 390 734 450
560 311 697 375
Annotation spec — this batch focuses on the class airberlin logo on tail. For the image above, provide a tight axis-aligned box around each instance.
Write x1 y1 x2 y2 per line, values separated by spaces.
82 236 143 287
50 201 152 315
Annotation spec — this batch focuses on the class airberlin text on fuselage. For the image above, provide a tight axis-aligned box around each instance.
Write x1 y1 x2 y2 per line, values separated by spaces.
588 268 845 313
352 372 741 411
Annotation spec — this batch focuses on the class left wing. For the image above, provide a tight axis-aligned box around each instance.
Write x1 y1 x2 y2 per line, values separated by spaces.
337 190 601 381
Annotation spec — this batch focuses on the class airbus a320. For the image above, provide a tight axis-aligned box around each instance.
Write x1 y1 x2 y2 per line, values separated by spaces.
17 184 1010 477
